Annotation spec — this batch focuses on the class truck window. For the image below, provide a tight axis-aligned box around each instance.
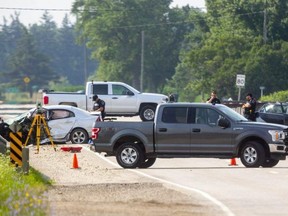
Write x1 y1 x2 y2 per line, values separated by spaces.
195 108 221 126
93 84 108 95
162 107 188 123
112 84 130 95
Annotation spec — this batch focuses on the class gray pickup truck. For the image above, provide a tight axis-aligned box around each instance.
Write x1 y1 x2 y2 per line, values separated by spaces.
92 103 288 168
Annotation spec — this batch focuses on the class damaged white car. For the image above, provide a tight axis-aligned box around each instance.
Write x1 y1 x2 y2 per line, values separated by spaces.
5 105 101 144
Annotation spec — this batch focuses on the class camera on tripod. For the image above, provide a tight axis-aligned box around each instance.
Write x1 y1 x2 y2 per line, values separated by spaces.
36 103 44 115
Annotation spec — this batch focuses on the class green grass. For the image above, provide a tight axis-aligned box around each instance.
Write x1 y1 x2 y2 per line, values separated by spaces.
0 155 51 215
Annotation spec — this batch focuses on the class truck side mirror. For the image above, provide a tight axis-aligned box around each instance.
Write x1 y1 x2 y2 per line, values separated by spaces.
217 118 230 128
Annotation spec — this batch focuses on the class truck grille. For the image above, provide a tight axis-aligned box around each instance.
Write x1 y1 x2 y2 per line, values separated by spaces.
284 128 288 146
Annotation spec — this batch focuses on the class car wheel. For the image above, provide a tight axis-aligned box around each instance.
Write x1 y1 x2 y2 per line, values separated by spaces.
240 141 265 167
138 158 156 168
261 158 279 167
116 143 144 168
140 105 155 121
70 128 88 144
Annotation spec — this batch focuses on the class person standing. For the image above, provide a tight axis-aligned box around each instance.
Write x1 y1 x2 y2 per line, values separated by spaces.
92 94 106 119
206 90 221 104
242 93 257 121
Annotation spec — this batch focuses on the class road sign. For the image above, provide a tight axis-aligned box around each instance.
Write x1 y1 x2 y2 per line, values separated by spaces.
236 74 245 87
23 77 30 84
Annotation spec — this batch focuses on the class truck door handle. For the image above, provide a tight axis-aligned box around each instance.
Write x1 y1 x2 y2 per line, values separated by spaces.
159 128 167 132
112 97 118 99
192 128 201 132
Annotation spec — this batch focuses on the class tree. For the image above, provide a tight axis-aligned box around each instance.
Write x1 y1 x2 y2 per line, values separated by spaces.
6 28 58 96
72 0 193 92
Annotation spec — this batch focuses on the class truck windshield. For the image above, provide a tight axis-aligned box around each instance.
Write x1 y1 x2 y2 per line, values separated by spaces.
218 105 248 122
128 85 140 93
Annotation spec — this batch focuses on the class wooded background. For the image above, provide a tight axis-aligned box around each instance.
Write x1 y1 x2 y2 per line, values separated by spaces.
1 0 288 102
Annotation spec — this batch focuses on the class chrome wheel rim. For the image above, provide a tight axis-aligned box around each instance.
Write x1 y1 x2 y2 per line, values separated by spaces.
144 109 154 121
244 147 257 164
121 147 137 165
72 131 85 143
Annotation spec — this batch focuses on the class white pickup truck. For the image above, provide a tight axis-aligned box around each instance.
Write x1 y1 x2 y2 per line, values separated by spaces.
42 81 169 121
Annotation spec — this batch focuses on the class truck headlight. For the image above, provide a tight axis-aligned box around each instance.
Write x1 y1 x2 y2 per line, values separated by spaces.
268 130 285 142
163 97 169 103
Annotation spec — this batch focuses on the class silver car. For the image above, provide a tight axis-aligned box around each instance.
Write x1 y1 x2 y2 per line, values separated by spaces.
6 105 100 144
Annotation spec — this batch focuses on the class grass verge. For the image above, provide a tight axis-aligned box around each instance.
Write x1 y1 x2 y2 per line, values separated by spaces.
0 155 52 215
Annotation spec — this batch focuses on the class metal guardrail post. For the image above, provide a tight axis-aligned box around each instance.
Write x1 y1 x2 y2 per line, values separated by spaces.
22 147 29 175
0 135 7 155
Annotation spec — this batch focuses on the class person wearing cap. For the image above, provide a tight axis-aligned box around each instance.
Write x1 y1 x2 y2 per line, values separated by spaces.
92 94 106 119
242 93 257 121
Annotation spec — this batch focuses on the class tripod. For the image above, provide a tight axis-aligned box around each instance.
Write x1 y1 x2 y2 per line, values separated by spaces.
24 112 56 153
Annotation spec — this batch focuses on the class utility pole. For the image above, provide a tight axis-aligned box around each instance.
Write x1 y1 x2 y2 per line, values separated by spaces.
263 0 268 44
140 30 144 92
83 37 88 84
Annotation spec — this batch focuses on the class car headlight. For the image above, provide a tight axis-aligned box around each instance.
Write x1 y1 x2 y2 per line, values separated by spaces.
268 130 286 142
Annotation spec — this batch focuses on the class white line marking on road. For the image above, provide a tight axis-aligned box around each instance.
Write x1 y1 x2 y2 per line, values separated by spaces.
84 146 235 216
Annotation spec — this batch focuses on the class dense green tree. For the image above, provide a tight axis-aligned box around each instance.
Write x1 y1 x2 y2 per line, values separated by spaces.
172 0 288 101
5 28 58 96
72 0 194 92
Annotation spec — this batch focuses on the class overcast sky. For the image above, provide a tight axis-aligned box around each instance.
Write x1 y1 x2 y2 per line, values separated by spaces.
0 0 206 26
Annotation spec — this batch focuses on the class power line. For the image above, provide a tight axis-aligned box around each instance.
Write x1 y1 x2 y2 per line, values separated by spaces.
0 7 71 12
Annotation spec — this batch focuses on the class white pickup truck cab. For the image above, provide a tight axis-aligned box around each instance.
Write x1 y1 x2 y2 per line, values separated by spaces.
42 81 168 121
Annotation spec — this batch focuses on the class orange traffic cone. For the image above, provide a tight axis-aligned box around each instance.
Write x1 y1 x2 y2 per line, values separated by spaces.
72 153 79 169
229 158 238 166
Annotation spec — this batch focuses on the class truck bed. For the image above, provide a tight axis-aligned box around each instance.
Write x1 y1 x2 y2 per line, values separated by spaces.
93 121 154 153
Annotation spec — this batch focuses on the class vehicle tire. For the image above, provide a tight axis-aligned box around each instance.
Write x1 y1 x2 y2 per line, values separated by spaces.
240 141 265 168
261 158 279 168
140 105 156 121
116 143 144 168
138 157 156 168
70 128 88 144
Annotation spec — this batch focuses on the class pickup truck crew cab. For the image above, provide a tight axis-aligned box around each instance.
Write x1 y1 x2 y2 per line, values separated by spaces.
92 103 288 168
42 81 168 121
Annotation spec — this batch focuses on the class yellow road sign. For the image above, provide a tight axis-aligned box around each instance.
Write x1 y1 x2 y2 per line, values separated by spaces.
23 77 30 84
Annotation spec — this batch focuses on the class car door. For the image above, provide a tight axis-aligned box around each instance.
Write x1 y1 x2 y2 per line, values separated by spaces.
190 107 233 154
47 109 76 140
108 84 137 113
154 107 190 153
259 104 285 125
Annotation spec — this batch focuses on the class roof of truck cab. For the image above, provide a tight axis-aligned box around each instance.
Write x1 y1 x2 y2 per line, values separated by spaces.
160 102 226 107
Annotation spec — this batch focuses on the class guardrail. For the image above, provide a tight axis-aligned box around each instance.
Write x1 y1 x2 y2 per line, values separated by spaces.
0 104 35 120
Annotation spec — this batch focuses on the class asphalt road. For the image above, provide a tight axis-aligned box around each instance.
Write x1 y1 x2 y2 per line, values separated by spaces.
100 154 288 216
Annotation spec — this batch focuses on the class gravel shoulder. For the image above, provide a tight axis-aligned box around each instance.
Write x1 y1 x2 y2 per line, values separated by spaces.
29 144 221 216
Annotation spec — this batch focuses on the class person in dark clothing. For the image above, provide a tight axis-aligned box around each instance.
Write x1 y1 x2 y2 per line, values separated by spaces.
242 93 257 121
206 90 221 104
92 95 106 119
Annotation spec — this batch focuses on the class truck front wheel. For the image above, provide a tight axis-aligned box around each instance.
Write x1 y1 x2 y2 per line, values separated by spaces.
240 141 265 167
140 105 155 121
116 143 144 168
261 158 279 167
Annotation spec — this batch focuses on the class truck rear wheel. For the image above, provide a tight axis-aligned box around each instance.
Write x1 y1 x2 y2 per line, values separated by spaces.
138 158 156 168
240 141 265 167
140 105 155 121
116 143 144 168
